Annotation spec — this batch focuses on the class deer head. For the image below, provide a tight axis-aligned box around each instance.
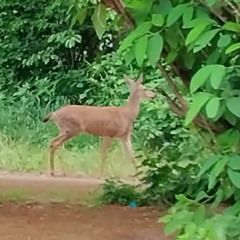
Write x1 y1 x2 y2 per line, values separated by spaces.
124 74 156 100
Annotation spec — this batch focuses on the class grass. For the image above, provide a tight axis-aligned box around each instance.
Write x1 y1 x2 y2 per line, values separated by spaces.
0 133 136 178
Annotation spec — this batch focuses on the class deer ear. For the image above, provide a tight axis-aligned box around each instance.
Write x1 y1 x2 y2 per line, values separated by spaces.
124 75 134 86
137 74 143 84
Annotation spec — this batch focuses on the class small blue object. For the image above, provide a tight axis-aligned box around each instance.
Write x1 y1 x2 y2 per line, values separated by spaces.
129 201 137 208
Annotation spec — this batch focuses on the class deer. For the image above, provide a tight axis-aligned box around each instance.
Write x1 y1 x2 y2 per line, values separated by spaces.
42 74 156 178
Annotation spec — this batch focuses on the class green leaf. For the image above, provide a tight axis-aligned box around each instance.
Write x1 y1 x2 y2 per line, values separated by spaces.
228 155 240 171
147 33 163 67
193 205 205 225
151 14 164 27
124 0 149 9
71 8 88 27
195 191 209 202
205 97 220 119
183 17 215 29
210 189 224 210
164 210 193 235
154 0 172 17
185 92 212 126
208 158 228 190
197 154 221 178
190 64 225 93
125 45 135 65
209 65 226 89
228 169 240 188
165 49 178 64
118 22 152 53
91 3 107 39
190 67 210 93
226 97 240 117
225 42 240 54
217 129 240 148
182 6 194 26
217 34 231 48
223 22 240 33
166 3 189 26
182 52 195 69
185 23 210 45
193 29 220 53
135 34 148 66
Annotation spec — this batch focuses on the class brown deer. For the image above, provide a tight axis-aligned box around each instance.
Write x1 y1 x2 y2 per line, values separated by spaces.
42 74 156 178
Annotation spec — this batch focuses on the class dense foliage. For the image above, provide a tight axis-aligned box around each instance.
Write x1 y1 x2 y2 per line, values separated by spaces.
1 0 240 239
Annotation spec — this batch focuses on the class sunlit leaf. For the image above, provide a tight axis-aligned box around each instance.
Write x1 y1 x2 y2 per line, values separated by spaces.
208 158 228 190
185 92 212 126
197 154 221 178
193 29 220 53
205 97 220 119
228 169 240 188
228 155 240 171
185 23 210 45
223 21 240 33
166 3 189 26
135 34 148 66
151 14 164 26
225 42 240 54
226 97 240 117
91 3 107 39
147 33 163 67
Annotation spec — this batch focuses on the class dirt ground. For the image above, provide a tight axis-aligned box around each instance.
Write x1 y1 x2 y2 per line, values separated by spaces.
0 173 172 240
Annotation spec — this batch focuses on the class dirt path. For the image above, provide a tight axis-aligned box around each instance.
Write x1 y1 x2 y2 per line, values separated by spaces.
0 173 172 240
0 203 171 240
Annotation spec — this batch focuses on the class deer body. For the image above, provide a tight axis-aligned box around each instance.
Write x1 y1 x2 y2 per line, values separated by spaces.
43 74 155 177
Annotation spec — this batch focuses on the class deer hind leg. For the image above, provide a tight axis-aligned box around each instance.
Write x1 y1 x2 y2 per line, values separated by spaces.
49 132 74 177
120 135 137 172
98 137 112 179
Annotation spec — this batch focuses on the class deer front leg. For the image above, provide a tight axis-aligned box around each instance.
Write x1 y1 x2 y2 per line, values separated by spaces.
98 137 112 179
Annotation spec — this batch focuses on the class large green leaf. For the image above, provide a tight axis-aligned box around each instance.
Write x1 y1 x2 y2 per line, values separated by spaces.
223 21 240 33
185 23 210 45
147 33 163 67
209 65 226 89
125 45 135 65
166 3 189 26
182 6 194 25
185 92 212 126
71 8 88 27
190 64 225 93
193 29 220 53
225 42 240 54
183 17 215 29
217 128 240 148
208 158 228 190
197 154 221 178
228 155 240 171
91 3 107 39
226 97 240 117
205 97 220 119
118 22 152 53
228 169 240 189
151 14 164 27
165 49 178 64
135 34 148 66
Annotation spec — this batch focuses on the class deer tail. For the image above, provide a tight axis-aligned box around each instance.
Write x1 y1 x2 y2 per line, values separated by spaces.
42 112 53 123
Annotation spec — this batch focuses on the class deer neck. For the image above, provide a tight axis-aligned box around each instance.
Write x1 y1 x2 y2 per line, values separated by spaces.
125 91 141 121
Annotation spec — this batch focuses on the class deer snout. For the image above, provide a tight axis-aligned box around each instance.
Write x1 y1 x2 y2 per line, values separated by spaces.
146 90 156 99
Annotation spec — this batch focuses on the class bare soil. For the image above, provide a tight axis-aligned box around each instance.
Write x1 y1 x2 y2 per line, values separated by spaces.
0 173 172 240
